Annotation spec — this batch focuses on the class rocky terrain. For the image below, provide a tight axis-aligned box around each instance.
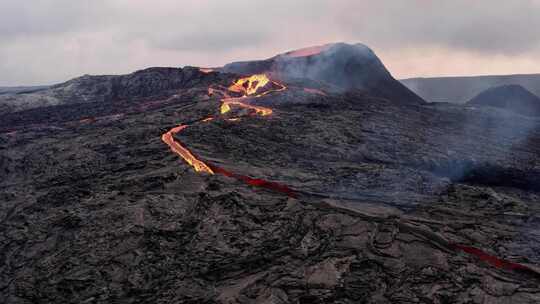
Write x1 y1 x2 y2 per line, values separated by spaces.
468 85 540 117
1 44 540 303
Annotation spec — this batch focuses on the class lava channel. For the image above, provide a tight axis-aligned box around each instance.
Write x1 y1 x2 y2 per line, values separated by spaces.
161 74 295 197
450 244 538 276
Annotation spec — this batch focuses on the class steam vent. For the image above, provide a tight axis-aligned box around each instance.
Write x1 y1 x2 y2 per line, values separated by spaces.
1 42 540 303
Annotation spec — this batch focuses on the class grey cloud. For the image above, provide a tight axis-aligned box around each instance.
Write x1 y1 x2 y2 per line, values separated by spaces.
151 31 267 52
336 0 540 55
0 1 107 40
1 0 540 85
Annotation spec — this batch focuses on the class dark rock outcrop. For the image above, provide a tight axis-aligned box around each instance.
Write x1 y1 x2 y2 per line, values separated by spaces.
0 67 231 115
468 84 540 117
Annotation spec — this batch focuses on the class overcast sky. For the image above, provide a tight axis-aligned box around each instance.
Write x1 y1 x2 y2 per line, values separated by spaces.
1 0 540 86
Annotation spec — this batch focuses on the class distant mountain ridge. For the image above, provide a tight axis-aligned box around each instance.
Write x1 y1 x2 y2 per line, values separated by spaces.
0 85 49 95
401 74 540 103
468 84 540 117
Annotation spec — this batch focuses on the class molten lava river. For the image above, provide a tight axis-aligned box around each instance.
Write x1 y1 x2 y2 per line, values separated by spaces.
161 73 537 277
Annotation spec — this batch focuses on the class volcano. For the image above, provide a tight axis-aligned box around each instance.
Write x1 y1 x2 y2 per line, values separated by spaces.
468 84 540 117
223 42 425 104
1 43 540 303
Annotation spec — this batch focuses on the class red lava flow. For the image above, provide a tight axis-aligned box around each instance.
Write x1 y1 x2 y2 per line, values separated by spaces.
450 244 536 274
207 163 297 198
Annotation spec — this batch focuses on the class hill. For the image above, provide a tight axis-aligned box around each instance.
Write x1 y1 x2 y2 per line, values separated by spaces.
468 84 540 116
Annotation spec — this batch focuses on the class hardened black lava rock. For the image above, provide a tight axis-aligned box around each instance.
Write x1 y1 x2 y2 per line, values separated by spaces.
1 45 540 303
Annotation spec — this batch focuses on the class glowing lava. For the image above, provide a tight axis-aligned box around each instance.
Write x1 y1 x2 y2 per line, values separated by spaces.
450 244 536 273
220 100 272 116
228 74 271 96
207 164 297 198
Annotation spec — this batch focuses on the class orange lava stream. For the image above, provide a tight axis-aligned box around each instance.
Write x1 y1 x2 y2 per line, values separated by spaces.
161 73 285 178
161 125 214 174
220 100 272 116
